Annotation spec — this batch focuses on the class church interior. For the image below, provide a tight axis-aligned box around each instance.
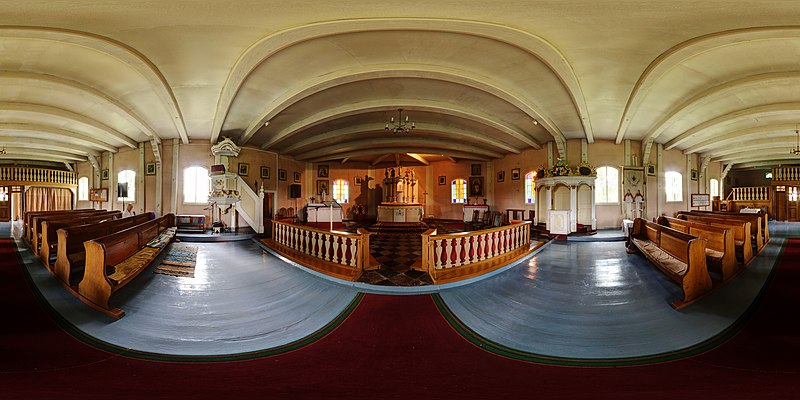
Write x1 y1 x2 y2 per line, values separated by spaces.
2 1 800 398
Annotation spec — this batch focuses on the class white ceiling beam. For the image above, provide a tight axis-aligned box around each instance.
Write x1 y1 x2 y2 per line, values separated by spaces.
370 154 391 166
406 153 429 165
0 147 87 162
292 137 504 161
0 137 100 157
308 148 491 163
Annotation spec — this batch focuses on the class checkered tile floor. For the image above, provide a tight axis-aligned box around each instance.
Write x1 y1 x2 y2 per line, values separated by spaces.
358 233 433 286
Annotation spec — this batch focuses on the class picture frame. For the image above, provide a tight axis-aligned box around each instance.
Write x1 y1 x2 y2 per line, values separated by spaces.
260 166 270 179
355 176 363 185
101 169 109 180
89 188 108 202
497 170 505 183
691 169 698 181
511 168 520 180
646 163 656 176
278 169 287 181
469 176 484 197
317 164 329 178
145 162 156 175
238 163 249 176
316 179 329 196
471 163 481 176
293 171 301 183
438 175 446 185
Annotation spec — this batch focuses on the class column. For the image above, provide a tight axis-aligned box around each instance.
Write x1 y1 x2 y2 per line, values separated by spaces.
545 184 552 231
591 183 597 230
569 184 578 233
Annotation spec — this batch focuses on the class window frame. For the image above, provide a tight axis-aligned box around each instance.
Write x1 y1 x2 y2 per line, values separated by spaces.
332 179 349 203
595 165 620 205
709 178 719 199
183 166 210 205
665 171 683 203
451 179 467 204
78 177 89 201
117 169 136 202
524 171 536 204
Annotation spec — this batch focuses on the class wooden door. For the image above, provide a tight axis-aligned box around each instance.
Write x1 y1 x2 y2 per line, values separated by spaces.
789 187 798 222
263 192 274 237
0 186 10 222
775 190 787 221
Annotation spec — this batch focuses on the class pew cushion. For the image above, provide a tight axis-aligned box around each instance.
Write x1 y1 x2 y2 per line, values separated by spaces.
632 237 688 276
108 247 160 285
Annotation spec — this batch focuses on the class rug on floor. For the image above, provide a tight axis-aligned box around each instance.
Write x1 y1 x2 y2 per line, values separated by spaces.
154 244 198 278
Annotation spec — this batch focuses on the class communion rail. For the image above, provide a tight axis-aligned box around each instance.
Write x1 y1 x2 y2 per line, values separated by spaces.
421 221 533 284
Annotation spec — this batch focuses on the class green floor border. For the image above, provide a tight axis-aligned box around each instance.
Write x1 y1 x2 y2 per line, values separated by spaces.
11 237 365 363
432 239 788 367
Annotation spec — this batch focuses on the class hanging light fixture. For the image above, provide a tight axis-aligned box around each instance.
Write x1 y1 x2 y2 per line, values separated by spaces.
792 125 800 155
385 108 415 134
0 147 6 155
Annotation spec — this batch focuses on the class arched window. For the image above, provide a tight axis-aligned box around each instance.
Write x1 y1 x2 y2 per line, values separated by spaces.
525 171 536 204
332 179 349 203
117 170 135 202
183 166 209 204
451 179 467 203
595 166 619 204
665 171 683 202
710 178 719 198
78 177 89 201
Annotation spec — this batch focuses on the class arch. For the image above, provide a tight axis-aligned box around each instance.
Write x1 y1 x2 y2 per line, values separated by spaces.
0 26 189 143
684 122 800 154
0 71 161 142
0 122 116 153
615 26 800 143
261 99 540 151
212 18 592 144
238 66 564 147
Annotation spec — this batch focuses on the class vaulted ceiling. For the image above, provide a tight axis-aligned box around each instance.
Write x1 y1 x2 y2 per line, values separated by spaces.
2 1 800 170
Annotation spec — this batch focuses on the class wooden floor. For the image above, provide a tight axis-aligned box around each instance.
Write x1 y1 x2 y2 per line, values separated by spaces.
7 220 792 359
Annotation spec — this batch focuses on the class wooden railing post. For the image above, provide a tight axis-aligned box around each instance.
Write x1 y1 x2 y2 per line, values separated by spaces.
421 229 437 277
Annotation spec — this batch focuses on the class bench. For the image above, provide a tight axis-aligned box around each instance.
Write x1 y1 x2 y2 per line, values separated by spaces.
629 218 712 308
39 211 123 269
677 213 754 263
24 209 101 244
77 214 176 318
30 210 114 251
685 210 767 250
53 213 154 285
656 216 738 281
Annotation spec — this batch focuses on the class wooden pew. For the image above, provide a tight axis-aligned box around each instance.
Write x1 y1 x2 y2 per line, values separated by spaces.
54 213 154 286
676 213 753 265
657 216 738 281
687 210 769 246
78 214 176 318
24 209 100 243
32 211 119 257
678 212 758 257
39 211 124 269
629 218 712 308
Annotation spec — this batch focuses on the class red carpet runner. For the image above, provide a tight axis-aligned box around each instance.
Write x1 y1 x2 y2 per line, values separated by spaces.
1 237 799 399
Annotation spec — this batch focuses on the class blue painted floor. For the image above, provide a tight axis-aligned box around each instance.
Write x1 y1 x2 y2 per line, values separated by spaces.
8 220 792 359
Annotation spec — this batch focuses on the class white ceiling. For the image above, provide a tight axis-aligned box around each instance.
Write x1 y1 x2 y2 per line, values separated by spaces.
2 1 800 169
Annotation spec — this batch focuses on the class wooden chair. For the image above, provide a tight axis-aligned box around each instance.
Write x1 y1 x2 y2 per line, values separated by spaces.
465 209 482 230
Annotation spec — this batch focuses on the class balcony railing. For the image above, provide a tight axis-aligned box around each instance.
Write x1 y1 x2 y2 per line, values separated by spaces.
0 166 77 187
772 166 800 182
729 186 770 201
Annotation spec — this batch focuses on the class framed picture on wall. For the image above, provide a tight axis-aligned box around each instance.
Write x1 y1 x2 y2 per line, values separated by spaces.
691 169 698 181
497 170 505 182
89 188 108 202
238 163 249 176
511 168 520 180
438 176 446 185
316 179 329 196
471 163 481 176
293 171 301 183
146 163 156 175
355 176 363 185
101 169 109 180
278 169 287 181
647 163 656 176
317 164 329 177
469 176 484 196
260 166 270 179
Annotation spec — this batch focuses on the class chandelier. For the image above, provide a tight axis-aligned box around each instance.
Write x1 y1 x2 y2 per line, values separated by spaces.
792 125 800 155
385 108 415 134
0 147 5 155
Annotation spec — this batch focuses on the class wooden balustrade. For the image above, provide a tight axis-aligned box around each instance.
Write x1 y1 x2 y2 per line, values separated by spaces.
0 166 77 187
731 186 770 201
421 221 533 284
772 166 800 182
269 220 375 280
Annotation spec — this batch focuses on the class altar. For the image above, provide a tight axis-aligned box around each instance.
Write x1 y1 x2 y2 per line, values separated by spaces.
305 203 343 223
377 204 424 223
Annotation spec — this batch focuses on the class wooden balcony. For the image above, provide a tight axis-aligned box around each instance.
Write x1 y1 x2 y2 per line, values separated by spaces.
0 166 77 187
